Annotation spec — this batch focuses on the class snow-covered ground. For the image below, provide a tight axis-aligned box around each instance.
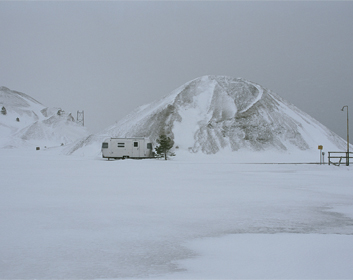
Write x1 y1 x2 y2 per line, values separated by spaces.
1 147 353 279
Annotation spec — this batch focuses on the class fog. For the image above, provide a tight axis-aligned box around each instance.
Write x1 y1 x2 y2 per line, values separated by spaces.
1 1 352 140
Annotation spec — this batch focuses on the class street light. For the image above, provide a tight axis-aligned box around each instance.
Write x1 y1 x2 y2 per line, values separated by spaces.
341 106 349 166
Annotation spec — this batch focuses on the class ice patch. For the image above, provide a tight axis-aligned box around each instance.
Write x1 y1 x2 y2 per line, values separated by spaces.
170 234 353 279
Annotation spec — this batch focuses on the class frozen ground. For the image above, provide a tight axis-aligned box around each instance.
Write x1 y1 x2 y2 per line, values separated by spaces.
1 147 353 279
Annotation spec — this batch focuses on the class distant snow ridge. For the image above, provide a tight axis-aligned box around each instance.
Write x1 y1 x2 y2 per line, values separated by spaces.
66 75 347 156
0 86 88 148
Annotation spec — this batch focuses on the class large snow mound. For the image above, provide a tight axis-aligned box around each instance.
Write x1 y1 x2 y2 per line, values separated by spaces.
0 86 89 148
65 75 349 159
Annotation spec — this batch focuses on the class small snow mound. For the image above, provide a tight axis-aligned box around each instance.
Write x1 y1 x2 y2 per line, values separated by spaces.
1 86 89 149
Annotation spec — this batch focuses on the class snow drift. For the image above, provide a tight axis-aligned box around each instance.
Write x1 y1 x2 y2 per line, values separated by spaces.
0 86 88 148
65 75 348 159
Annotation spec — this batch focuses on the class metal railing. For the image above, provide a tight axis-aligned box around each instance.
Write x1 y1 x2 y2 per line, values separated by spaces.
328 152 352 166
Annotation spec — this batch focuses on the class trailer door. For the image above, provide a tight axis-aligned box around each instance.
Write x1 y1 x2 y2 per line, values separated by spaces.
132 140 141 158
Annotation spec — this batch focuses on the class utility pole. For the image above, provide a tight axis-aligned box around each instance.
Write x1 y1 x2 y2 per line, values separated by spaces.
341 106 349 166
77 110 84 126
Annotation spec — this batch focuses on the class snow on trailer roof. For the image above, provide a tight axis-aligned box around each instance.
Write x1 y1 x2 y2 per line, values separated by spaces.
109 137 149 139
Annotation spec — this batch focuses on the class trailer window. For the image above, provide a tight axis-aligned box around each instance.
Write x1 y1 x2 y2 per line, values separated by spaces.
102 142 108 149
118 143 125 148
134 142 138 147
147 143 152 149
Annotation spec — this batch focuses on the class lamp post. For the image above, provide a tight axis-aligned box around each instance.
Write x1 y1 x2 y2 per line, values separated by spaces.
341 106 349 166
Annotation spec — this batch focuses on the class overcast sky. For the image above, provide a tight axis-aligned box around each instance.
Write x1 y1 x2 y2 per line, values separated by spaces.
1 1 352 141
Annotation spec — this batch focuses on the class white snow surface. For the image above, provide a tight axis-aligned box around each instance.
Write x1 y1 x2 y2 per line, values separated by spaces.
1 147 353 279
0 86 89 148
65 75 349 158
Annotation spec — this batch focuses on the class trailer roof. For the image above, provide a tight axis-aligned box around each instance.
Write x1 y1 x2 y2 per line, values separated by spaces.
110 137 148 140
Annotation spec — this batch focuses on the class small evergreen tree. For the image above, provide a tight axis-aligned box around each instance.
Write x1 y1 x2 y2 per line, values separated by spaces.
16 117 20 122
1 106 7 115
155 134 174 160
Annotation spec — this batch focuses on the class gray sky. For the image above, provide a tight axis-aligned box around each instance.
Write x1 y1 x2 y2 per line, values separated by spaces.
1 1 352 141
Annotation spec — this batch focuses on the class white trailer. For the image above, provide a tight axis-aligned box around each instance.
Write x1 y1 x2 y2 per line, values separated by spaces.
101 137 153 159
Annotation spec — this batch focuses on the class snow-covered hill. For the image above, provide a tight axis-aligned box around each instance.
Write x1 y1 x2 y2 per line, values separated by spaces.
0 86 88 148
66 75 349 160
